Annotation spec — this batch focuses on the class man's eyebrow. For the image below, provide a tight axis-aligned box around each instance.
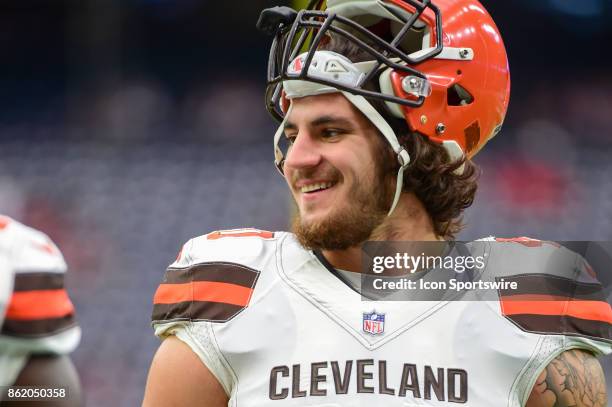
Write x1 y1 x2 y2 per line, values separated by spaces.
311 115 353 128
283 115 353 131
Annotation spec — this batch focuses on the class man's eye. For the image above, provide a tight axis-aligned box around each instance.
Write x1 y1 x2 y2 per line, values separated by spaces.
322 129 343 138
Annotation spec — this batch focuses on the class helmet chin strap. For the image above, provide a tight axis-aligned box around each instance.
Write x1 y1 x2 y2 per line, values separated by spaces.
340 91 410 216
389 150 409 216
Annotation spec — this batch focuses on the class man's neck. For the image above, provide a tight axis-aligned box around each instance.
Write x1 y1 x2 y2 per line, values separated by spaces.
321 193 439 273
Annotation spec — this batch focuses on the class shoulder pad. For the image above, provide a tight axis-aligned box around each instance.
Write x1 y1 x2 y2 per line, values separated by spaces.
0 215 67 273
489 238 612 343
152 229 278 324
0 216 77 338
487 237 579 280
174 228 277 268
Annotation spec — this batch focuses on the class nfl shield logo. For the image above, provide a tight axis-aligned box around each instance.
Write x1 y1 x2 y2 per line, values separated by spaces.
362 311 385 335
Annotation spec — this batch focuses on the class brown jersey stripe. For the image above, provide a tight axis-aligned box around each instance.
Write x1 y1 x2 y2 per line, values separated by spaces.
164 262 259 288
505 314 612 342
152 301 245 323
497 274 607 301
152 300 191 322
1 314 77 337
13 272 64 291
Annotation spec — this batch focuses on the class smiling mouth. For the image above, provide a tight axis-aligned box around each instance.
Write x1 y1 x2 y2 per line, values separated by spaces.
300 181 335 194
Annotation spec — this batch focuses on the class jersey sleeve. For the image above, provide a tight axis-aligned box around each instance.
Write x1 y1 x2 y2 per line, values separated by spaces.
561 251 612 355
495 240 611 354
485 239 612 406
151 230 271 396
0 216 81 385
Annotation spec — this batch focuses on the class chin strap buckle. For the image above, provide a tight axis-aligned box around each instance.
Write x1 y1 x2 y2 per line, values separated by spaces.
387 148 411 217
396 148 411 168
401 76 432 98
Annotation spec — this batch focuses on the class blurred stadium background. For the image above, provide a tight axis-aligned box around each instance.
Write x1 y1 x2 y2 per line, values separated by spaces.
0 0 611 405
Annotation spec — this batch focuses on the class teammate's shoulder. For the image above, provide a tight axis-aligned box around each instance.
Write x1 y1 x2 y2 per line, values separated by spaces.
1 215 50 241
0 215 66 273
0 215 79 351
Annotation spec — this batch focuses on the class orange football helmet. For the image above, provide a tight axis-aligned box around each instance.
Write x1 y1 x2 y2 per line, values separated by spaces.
260 0 510 158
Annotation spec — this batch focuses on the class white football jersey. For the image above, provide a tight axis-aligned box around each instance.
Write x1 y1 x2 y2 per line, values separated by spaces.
0 215 81 386
152 229 611 407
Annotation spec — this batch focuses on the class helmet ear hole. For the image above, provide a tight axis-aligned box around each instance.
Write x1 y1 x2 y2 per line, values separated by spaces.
447 84 474 106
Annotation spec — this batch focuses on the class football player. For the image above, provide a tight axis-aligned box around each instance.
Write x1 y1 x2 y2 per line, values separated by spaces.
0 215 82 406
144 1 611 406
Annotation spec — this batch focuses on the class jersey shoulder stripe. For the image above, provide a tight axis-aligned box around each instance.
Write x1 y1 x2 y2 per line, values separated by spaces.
498 274 612 342
12 272 65 291
2 272 77 338
152 229 277 325
205 229 274 240
152 262 260 323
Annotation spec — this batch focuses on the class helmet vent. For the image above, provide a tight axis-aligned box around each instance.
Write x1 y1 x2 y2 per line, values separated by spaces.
447 84 474 106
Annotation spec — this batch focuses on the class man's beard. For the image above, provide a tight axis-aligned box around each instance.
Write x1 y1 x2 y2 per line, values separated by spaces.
292 164 395 251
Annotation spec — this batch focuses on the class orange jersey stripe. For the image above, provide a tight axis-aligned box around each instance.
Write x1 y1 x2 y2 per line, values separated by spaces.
6 290 75 320
154 281 253 307
207 230 274 240
501 299 612 324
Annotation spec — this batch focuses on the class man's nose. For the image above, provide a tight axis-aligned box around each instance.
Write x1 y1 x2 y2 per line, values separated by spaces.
284 132 322 170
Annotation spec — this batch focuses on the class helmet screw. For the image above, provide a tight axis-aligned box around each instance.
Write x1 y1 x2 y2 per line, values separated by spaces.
459 49 469 59
402 76 422 93
420 115 427 125
436 123 446 134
